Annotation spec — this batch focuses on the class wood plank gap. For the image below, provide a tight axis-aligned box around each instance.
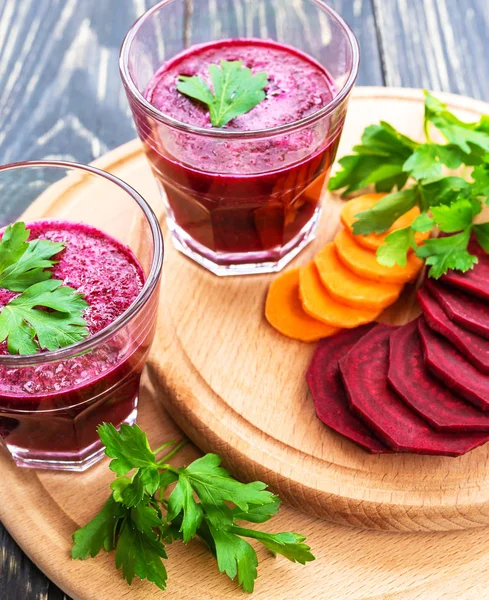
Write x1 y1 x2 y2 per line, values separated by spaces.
370 0 387 86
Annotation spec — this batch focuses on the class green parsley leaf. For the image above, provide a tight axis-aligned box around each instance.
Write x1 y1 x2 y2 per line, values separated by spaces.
416 227 477 278
110 477 132 503
471 160 489 200
160 469 179 491
72 496 127 559
474 222 489 252
411 213 434 232
403 143 464 180
97 423 157 476
140 466 160 496
183 453 276 511
0 222 64 292
431 199 475 232
0 279 88 354
351 188 418 235
167 475 204 543
424 91 489 154
418 176 470 210
208 524 258 593
120 471 146 508
177 60 268 127
130 504 162 537
115 519 168 591
233 527 315 565
328 122 416 195
232 497 281 524
377 227 417 267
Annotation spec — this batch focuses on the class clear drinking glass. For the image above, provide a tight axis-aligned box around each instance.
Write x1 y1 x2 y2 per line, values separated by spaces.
0 162 163 471
120 0 359 276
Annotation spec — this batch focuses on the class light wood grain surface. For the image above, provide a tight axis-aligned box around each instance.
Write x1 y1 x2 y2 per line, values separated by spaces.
3 114 489 600
0 0 489 598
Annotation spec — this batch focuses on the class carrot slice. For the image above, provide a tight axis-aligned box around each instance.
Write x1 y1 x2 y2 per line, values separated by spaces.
340 194 429 250
334 229 423 284
314 243 403 310
299 262 381 328
265 268 339 342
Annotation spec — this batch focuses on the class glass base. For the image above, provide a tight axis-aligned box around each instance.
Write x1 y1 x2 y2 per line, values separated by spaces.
167 208 321 276
6 406 138 472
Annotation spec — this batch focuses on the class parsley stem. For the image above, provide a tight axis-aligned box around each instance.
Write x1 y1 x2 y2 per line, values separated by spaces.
154 441 177 456
156 439 188 466
424 118 433 144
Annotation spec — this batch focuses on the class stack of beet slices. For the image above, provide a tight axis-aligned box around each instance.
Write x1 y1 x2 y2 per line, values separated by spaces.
306 252 489 457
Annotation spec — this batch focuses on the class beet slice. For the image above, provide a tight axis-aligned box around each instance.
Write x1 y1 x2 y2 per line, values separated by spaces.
388 320 489 432
306 324 389 453
340 323 489 456
442 241 489 301
418 287 489 373
418 318 489 411
427 279 489 340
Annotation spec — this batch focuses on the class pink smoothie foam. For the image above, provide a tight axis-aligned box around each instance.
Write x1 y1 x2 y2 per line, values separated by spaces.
146 38 335 131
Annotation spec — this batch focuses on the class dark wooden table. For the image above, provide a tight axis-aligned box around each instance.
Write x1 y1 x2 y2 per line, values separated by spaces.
0 0 487 598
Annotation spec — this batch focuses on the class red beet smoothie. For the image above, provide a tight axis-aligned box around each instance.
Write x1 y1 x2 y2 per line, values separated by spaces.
0 221 151 465
139 39 342 263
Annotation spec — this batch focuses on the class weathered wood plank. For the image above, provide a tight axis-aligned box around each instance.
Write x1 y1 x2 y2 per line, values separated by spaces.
0 525 68 600
185 0 383 86
0 0 183 220
373 0 489 100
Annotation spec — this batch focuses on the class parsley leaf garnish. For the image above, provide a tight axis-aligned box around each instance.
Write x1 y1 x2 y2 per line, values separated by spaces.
72 424 314 593
328 91 489 277
177 60 268 127
424 91 489 154
0 222 64 292
0 279 89 354
328 122 415 195
416 227 477 278
351 188 419 235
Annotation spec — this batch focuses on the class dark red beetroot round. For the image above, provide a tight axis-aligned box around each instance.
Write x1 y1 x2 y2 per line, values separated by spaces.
388 320 489 432
306 324 389 454
427 280 489 340
339 323 489 456
441 241 489 301
418 318 489 411
418 287 489 373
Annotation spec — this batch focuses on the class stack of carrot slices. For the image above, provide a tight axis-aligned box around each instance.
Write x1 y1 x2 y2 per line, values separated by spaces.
265 193 425 341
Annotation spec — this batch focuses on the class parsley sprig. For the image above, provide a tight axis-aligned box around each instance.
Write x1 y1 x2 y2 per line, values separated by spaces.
177 60 268 127
328 91 489 278
72 424 315 593
0 221 89 354
0 222 64 291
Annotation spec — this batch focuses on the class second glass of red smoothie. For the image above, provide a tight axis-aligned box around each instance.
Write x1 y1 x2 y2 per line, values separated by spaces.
0 162 163 471
120 0 359 275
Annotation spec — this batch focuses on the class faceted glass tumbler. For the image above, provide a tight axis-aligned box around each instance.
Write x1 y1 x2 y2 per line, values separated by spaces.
120 0 359 276
0 161 163 471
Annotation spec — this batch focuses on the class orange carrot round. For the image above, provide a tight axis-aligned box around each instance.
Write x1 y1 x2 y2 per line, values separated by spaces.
299 262 381 328
340 194 429 250
334 229 423 284
314 243 403 310
265 268 339 342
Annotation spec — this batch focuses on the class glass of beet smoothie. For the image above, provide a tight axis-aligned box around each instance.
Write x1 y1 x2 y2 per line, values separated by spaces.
120 0 359 275
0 162 163 471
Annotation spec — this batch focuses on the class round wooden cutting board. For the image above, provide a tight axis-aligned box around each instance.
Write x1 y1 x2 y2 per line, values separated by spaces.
3 88 489 600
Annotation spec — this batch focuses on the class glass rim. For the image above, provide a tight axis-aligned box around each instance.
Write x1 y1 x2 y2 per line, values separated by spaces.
0 160 164 367
119 0 360 139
